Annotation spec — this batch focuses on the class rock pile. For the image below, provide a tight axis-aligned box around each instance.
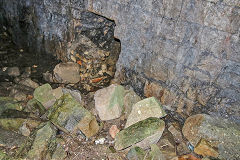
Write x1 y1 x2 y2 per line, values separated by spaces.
0 61 239 160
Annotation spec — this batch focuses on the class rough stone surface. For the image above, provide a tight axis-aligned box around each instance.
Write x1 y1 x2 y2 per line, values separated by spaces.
123 89 141 118
125 97 166 128
194 139 219 158
0 0 120 92
1 0 239 122
27 122 56 159
115 117 165 150
33 84 56 109
182 114 240 159
94 84 125 121
53 62 80 84
62 88 81 103
148 144 166 160
88 0 240 123
48 94 99 138
0 128 26 148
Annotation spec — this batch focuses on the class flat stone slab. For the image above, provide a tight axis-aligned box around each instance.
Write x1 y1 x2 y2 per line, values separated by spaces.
115 117 165 150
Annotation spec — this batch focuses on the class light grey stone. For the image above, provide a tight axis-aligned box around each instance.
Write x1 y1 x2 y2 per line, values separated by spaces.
94 84 125 121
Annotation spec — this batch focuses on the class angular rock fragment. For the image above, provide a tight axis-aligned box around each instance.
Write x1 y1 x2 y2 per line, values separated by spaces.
182 114 240 159
123 89 141 118
52 87 63 100
53 62 80 84
125 97 166 128
194 139 218 158
115 117 165 150
48 94 99 138
94 84 125 120
62 88 81 103
33 84 56 109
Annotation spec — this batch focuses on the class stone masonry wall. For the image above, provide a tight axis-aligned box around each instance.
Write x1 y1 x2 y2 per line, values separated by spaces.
87 0 240 123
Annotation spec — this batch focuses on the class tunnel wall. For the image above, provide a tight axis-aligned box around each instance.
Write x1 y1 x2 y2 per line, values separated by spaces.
0 0 239 122
87 0 240 122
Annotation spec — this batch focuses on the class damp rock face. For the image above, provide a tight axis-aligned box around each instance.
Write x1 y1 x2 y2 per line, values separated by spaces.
0 0 121 92
87 0 240 123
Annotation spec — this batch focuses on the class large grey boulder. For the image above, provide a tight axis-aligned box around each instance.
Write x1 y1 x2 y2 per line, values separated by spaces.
182 114 240 159
94 84 125 121
115 117 165 150
125 97 166 128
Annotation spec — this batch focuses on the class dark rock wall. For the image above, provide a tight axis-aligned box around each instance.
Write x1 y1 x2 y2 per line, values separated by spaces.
0 0 121 91
87 0 240 123
0 0 239 122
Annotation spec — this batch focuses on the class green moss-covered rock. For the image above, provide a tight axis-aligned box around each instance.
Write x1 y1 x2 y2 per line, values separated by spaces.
115 117 165 150
94 84 125 120
33 84 56 109
27 122 56 159
48 94 99 138
125 97 166 128
0 97 22 116
127 147 146 160
0 118 41 134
